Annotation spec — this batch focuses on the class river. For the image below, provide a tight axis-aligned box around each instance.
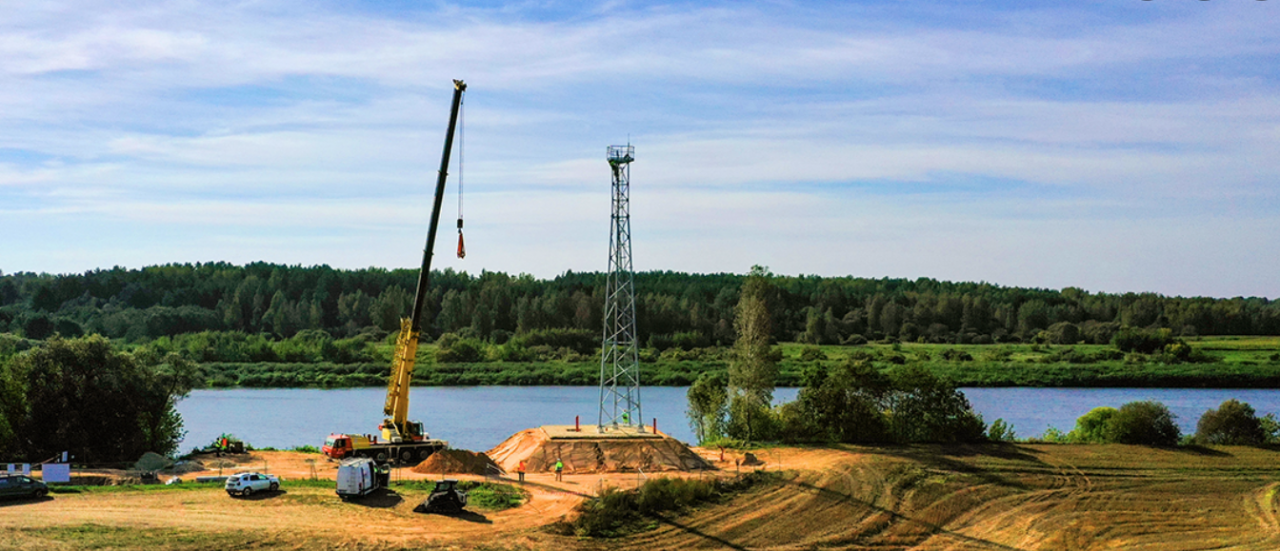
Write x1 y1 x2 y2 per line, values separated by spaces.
175 387 1280 452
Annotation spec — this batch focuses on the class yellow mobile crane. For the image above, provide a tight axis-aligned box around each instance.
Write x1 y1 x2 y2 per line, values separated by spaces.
322 79 466 465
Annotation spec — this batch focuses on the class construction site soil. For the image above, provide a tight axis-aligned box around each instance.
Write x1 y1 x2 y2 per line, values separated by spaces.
411 449 503 476
7 444 1280 550
486 427 712 474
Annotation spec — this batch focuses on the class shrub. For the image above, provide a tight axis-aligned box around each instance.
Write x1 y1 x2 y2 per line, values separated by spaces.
847 350 876 362
887 364 986 443
842 334 868 346
435 338 485 363
1196 399 1264 445
1070 407 1117 443
564 473 773 538
1159 341 1210 364
511 328 597 355
435 332 460 350
646 334 674 351
792 360 891 444
798 346 826 362
978 348 1012 362
1261 414 1280 444
1045 322 1081 345
726 395 779 442
489 329 512 345
672 331 711 351
1105 401 1180 446
1081 320 1120 345
1039 427 1069 443
988 418 1016 442
1113 327 1176 354
494 342 533 362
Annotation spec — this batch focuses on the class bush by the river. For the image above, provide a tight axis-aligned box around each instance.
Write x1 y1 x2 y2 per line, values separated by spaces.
1195 399 1265 445
1105 401 1180 446
1042 401 1181 446
768 362 987 444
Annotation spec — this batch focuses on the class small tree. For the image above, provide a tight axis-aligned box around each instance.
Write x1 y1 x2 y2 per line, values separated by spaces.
8 335 192 462
1105 401 1180 446
727 266 778 442
988 419 1016 442
886 364 985 443
687 372 728 444
1196 399 1264 445
793 360 891 443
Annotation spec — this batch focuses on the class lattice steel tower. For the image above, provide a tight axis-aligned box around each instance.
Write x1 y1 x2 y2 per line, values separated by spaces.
599 144 642 432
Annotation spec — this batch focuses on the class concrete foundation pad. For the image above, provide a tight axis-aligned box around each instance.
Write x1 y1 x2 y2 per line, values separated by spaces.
541 424 664 440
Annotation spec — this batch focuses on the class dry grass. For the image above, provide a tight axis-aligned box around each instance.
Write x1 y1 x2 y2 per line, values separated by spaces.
596 443 1280 550
7 445 1280 550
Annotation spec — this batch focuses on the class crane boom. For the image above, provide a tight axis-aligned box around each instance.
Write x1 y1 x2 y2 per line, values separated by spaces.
382 79 466 443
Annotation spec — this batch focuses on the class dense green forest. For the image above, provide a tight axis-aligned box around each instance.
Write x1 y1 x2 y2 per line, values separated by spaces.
1 263 1278 348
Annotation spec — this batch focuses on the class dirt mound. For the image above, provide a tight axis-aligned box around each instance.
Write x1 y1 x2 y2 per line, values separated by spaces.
486 427 712 474
411 449 502 476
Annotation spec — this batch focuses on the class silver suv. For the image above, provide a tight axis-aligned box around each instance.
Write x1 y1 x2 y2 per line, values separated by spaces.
224 472 279 497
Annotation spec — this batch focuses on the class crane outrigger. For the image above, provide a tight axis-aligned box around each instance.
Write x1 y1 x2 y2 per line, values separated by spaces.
322 79 467 465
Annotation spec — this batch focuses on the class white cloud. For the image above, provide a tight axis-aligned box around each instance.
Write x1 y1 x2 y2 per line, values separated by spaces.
0 1 1277 297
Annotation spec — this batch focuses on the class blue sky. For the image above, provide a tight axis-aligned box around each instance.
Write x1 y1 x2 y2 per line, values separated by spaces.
1 0 1277 298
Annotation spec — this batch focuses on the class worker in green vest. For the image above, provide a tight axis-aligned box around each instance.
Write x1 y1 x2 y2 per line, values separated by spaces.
554 459 564 482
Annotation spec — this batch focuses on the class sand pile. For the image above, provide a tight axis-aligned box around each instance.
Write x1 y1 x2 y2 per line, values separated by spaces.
411 449 503 476
486 427 712 474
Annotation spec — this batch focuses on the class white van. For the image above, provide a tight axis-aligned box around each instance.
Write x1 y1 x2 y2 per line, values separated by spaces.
336 457 388 500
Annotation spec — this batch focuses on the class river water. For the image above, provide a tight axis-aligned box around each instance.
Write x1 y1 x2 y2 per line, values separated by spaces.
175 387 1280 452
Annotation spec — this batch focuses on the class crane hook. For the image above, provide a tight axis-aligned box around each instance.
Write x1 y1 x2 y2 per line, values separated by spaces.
456 218 466 259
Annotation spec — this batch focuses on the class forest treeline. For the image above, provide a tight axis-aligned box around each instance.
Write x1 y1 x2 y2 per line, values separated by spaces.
1 262 1278 348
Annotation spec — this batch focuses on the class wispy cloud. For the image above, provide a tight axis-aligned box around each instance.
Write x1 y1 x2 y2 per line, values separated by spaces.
1 1 1277 297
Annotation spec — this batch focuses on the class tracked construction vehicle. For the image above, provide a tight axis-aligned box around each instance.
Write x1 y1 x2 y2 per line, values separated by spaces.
322 79 467 466
416 479 469 514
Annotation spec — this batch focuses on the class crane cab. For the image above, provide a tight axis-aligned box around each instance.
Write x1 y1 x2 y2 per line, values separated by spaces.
323 433 377 459
379 420 426 443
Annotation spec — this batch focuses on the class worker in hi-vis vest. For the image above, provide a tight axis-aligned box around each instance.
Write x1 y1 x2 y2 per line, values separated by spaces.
554 459 564 481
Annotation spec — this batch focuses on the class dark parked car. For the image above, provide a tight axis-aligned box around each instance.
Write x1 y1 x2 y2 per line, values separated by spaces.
0 474 49 500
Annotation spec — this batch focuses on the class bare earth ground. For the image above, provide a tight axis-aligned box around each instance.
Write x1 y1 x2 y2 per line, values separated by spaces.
4 445 1280 550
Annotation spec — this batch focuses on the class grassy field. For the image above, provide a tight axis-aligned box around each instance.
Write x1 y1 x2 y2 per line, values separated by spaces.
190 336 1280 389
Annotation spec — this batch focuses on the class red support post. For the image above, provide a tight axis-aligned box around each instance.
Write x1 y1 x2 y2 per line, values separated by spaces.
653 418 657 434
575 415 580 432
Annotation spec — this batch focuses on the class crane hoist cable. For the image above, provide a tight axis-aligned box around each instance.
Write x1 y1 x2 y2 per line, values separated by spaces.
456 92 466 259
